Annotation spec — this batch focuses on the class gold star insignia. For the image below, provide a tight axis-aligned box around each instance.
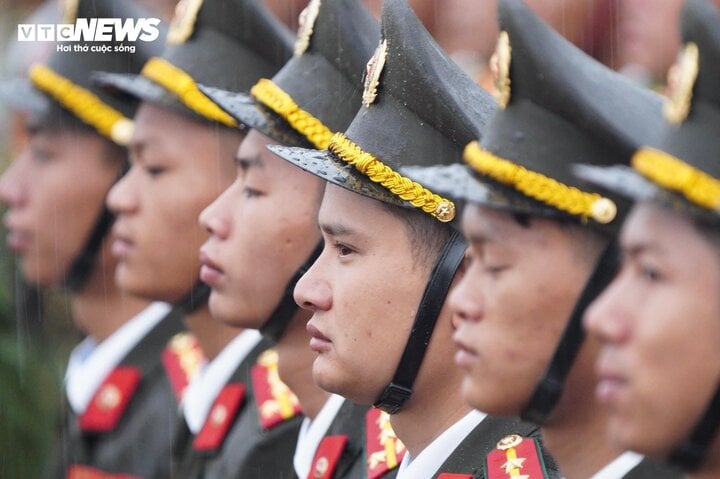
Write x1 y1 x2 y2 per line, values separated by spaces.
502 457 526 474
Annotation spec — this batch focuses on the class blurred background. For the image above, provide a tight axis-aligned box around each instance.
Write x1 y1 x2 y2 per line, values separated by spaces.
0 0 708 476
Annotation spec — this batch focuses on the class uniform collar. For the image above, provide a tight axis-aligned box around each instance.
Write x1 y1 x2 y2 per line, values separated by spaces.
182 329 262 433
65 302 172 414
589 451 644 479
293 394 346 478
396 409 487 479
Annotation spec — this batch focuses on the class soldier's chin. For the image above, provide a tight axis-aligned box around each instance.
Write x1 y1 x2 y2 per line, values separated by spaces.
311 357 380 405
20 258 62 289
208 290 264 329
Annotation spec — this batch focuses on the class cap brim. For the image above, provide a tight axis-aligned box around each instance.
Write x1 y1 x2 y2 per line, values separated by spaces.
267 144 407 207
404 162 571 220
573 164 660 203
199 84 313 147
401 164 492 205
573 163 720 224
93 72 179 110
0 78 49 116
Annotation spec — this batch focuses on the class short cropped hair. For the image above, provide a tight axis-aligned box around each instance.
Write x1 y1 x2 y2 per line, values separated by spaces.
380 202 453 271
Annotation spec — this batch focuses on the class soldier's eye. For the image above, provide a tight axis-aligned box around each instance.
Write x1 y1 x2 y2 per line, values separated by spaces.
243 187 262 198
334 242 354 257
144 165 166 177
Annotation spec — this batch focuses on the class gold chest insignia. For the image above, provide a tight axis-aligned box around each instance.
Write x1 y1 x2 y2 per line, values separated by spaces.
167 0 204 45
362 39 388 107
490 31 512 109
664 42 699 124
294 0 322 56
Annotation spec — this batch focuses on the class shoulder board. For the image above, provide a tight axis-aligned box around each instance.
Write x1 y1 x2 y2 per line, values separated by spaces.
192 382 246 451
307 435 348 479
438 474 474 479
162 332 204 403
251 348 302 430
485 434 549 479
365 408 407 479
79 366 142 433
67 464 141 478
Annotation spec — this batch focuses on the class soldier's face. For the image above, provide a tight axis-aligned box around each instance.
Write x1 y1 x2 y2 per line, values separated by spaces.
199 130 324 327
0 128 120 287
294 185 431 404
584 203 720 456
451 205 597 416
106 103 239 302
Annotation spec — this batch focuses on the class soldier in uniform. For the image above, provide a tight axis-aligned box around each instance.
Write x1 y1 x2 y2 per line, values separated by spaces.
96 0 302 476
198 0 384 478
582 1 720 477
0 1 187 477
408 0 681 477
270 1 556 478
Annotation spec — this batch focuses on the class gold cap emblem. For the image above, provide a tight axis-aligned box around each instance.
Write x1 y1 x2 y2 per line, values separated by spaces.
497 434 523 450
167 0 204 45
294 0 321 56
590 197 617 224
111 119 134 146
98 384 121 410
490 31 512 109
362 39 388 107
435 201 456 223
664 42 699 124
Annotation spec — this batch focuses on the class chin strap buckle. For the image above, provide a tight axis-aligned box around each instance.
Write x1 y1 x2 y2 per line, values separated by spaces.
373 383 413 415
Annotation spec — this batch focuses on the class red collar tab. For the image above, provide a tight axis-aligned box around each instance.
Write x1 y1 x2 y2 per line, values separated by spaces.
78 366 142 433
192 383 246 451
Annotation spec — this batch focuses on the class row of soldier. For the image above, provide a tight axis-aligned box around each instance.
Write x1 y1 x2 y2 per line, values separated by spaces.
0 0 718 478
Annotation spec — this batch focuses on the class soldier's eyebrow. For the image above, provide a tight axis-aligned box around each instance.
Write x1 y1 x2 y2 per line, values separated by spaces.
622 241 661 260
464 230 493 247
235 154 263 172
319 222 355 237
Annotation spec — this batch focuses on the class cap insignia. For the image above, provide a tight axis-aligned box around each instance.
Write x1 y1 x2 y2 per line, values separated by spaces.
294 0 321 56
362 39 388 107
167 0 204 45
490 31 512 109
664 42 699 124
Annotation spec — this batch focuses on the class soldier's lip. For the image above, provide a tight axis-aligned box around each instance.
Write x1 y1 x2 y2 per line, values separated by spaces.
307 322 331 352
111 235 133 259
595 358 628 404
453 336 478 368
5 228 31 253
199 250 224 285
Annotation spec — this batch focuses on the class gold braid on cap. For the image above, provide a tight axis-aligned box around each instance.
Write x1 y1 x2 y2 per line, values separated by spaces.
328 132 456 222
29 64 134 146
250 79 334 149
141 57 237 127
632 147 720 210
464 141 617 224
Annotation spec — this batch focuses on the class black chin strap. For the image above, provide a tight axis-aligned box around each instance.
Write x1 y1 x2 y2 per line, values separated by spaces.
64 163 130 293
373 230 467 415
176 282 211 314
64 206 115 293
260 242 323 343
668 385 720 471
521 240 620 425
